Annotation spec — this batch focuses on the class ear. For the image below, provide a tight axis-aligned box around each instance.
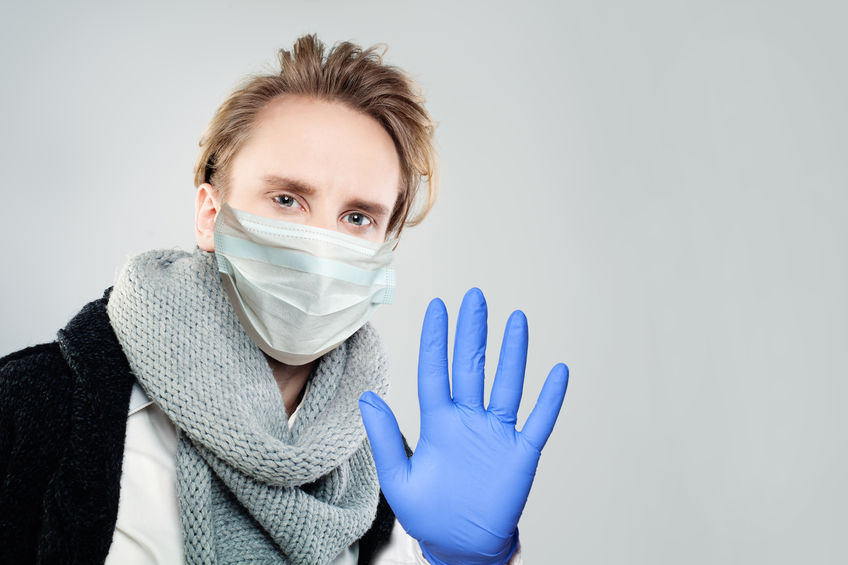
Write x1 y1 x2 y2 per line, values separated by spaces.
195 183 220 252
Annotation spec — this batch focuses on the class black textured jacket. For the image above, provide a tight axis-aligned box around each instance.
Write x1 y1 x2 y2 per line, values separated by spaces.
0 287 399 564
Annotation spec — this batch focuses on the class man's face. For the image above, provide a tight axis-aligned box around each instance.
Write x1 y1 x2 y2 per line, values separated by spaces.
195 94 401 247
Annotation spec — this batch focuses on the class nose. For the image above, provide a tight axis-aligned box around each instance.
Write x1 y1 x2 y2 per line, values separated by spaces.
308 209 338 232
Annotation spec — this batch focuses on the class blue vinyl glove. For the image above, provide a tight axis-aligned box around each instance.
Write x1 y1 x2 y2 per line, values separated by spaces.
359 288 569 565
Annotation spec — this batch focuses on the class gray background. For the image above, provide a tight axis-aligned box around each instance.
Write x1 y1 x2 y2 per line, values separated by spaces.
2 0 846 562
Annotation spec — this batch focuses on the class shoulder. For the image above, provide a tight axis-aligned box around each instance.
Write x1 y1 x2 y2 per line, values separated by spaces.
0 340 67 379
0 340 62 368
0 285 130 447
0 284 137 459
0 340 68 378
0 341 74 429
0 286 118 410
0 287 139 563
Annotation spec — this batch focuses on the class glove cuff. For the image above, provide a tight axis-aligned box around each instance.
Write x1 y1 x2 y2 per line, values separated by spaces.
419 528 519 565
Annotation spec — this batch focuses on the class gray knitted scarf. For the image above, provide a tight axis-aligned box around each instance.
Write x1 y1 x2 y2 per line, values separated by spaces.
106 247 390 564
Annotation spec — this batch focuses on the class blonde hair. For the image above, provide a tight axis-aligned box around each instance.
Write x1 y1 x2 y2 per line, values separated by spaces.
193 34 438 238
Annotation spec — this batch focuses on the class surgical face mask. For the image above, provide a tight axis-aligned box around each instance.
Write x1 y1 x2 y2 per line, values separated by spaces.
213 202 397 365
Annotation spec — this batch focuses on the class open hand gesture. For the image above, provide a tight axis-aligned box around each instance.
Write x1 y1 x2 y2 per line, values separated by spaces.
359 288 569 565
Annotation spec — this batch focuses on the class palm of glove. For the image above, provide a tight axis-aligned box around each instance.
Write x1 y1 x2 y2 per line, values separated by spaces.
359 288 569 565
395 392 541 560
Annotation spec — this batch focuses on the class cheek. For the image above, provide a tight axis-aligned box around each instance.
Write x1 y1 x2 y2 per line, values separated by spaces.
369 231 388 244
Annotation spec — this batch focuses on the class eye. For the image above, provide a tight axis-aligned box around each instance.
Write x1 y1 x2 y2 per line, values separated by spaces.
273 194 302 209
342 212 373 227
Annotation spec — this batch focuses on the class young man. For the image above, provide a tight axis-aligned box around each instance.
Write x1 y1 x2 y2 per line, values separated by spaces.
0 34 569 564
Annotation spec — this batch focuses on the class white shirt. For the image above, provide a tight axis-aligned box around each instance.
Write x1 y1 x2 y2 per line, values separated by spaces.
105 382 522 564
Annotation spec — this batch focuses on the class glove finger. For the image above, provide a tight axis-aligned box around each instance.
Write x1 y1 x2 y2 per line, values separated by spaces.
451 287 487 410
418 297 452 418
488 310 528 425
359 391 410 487
520 363 569 451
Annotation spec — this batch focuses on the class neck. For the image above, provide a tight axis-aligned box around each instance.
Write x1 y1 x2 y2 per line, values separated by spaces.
264 353 315 416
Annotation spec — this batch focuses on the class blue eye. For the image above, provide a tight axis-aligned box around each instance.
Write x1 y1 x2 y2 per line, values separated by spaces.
343 212 372 227
273 194 301 208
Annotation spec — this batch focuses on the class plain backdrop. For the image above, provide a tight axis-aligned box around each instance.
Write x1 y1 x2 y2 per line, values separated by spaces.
2 0 847 563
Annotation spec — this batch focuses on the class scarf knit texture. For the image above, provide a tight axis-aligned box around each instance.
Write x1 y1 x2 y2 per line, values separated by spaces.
105 247 390 564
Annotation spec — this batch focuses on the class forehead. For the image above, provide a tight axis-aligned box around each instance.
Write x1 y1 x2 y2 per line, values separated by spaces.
232 95 401 204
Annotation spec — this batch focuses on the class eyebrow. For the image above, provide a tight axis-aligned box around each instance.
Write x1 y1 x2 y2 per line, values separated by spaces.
260 174 391 219
261 174 316 195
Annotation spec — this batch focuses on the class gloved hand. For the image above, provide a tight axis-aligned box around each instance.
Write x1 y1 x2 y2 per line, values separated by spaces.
359 287 569 565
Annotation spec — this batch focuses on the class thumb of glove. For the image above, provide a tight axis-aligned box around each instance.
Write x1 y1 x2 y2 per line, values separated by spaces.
359 391 410 488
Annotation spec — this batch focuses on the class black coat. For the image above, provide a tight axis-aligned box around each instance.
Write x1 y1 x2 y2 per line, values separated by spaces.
0 287 398 564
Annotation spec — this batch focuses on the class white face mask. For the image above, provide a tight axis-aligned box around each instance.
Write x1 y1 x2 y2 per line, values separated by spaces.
213 202 397 365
